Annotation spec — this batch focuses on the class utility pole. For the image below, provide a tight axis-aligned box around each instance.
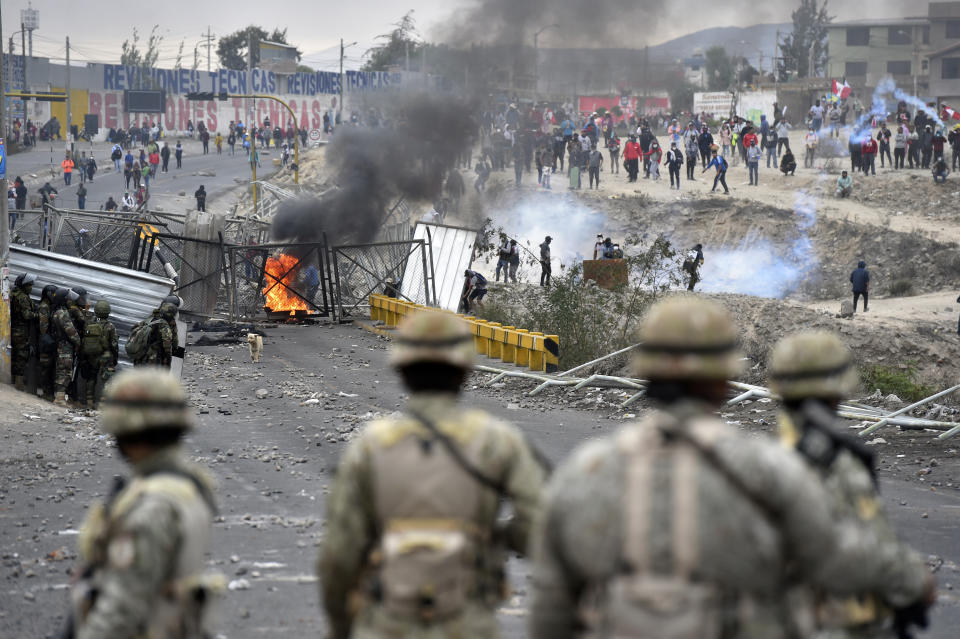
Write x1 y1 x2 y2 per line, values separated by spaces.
340 39 345 122
0 6 11 384
203 26 214 73
774 29 780 94
913 25 920 98
66 36 72 151
20 24 26 93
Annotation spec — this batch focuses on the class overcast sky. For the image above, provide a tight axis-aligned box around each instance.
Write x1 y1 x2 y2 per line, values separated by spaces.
1 0 909 71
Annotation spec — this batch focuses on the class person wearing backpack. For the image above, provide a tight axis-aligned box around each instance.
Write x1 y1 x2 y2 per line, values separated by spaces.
79 300 119 408
128 304 175 367
461 270 488 314
319 311 546 639
702 150 730 194
664 142 684 190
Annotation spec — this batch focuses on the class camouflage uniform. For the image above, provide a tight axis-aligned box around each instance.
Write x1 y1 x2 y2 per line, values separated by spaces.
37 285 58 400
72 368 220 639
529 297 931 639
318 311 546 639
769 331 931 639
51 289 81 406
140 306 174 368
9 274 37 389
79 300 119 408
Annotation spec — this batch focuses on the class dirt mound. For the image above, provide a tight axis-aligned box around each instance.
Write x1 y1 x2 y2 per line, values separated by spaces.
708 293 959 390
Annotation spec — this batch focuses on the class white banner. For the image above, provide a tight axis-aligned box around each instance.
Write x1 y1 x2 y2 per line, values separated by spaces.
694 92 735 119
737 90 778 125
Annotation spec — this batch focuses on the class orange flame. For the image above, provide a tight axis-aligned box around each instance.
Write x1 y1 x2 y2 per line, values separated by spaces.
263 254 310 314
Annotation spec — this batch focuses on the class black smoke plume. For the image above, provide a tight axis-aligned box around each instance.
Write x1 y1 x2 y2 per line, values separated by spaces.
272 93 476 244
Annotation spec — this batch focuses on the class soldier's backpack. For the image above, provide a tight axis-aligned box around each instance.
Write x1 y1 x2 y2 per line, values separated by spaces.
125 318 163 362
82 319 110 359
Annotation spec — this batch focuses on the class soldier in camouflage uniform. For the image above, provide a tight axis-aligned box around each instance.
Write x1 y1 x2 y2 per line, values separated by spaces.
9 272 37 390
37 284 59 400
318 310 546 639
78 300 120 408
68 287 91 403
769 331 931 639
51 288 82 407
145 303 176 368
529 297 933 639
70 368 220 639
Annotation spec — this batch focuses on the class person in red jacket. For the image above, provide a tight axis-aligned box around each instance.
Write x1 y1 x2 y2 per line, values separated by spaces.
741 127 759 152
623 135 642 182
861 136 878 176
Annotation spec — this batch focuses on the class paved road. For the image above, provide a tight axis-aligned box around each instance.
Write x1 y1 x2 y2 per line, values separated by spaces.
6 137 293 214
0 321 956 638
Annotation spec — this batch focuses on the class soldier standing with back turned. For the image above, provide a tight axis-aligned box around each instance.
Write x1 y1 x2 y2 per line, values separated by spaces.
68 368 220 639
769 330 933 639
51 288 82 407
79 300 119 408
319 311 546 639
529 297 933 639
9 273 38 391
37 284 59 401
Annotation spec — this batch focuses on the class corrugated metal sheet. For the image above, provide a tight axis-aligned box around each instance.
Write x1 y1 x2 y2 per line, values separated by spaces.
8 245 175 349
401 222 477 311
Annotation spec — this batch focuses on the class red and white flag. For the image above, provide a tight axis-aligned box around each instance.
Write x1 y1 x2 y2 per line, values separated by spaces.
942 104 960 121
832 78 852 100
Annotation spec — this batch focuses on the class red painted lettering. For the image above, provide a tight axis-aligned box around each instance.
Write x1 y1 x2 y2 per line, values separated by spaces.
104 92 118 129
207 101 218 132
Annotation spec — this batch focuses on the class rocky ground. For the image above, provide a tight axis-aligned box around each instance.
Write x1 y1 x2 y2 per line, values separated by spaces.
1 322 958 638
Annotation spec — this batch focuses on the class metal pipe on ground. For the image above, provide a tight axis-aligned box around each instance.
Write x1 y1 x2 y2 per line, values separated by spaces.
859 384 960 437
557 343 641 378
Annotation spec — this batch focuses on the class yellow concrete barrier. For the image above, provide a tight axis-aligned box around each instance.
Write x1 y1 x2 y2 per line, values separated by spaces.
544 334 560 373
500 327 516 364
515 329 531 367
529 332 545 372
473 320 489 354
366 296 560 373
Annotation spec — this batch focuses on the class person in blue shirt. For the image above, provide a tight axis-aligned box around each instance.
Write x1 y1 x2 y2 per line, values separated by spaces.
560 118 574 141
702 150 730 194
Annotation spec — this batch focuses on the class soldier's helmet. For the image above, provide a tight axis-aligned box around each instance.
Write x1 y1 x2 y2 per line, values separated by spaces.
15 273 36 288
768 330 858 401
632 296 743 380
94 300 111 318
391 310 475 370
53 287 73 307
160 302 177 320
101 367 192 436
42 284 57 300
71 286 88 306
162 295 182 308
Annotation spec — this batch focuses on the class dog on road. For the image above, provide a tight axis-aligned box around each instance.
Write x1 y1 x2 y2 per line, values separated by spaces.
248 333 263 363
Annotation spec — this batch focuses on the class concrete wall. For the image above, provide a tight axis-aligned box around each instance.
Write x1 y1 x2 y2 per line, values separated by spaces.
826 24 926 91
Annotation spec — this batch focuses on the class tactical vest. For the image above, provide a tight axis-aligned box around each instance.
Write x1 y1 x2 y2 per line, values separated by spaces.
82 319 110 359
366 412 494 622
590 414 785 639
75 472 221 639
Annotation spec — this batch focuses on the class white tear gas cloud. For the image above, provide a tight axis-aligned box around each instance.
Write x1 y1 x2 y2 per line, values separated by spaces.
483 193 607 269
697 192 817 299
847 77 944 144
272 92 477 244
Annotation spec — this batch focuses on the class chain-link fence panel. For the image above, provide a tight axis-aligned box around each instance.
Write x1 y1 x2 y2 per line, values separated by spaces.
227 243 332 321
332 240 429 318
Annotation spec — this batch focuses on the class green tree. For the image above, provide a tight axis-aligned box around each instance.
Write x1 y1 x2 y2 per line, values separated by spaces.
217 26 302 70
363 11 422 72
120 26 162 88
666 77 698 113
705 46 735 91
779 0 832 79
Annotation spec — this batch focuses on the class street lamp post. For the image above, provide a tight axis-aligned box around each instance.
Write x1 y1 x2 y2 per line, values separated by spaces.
339 40 357 125
533 24 559 97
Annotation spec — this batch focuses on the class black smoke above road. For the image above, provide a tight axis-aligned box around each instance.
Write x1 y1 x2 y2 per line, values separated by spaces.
271 93 476 244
